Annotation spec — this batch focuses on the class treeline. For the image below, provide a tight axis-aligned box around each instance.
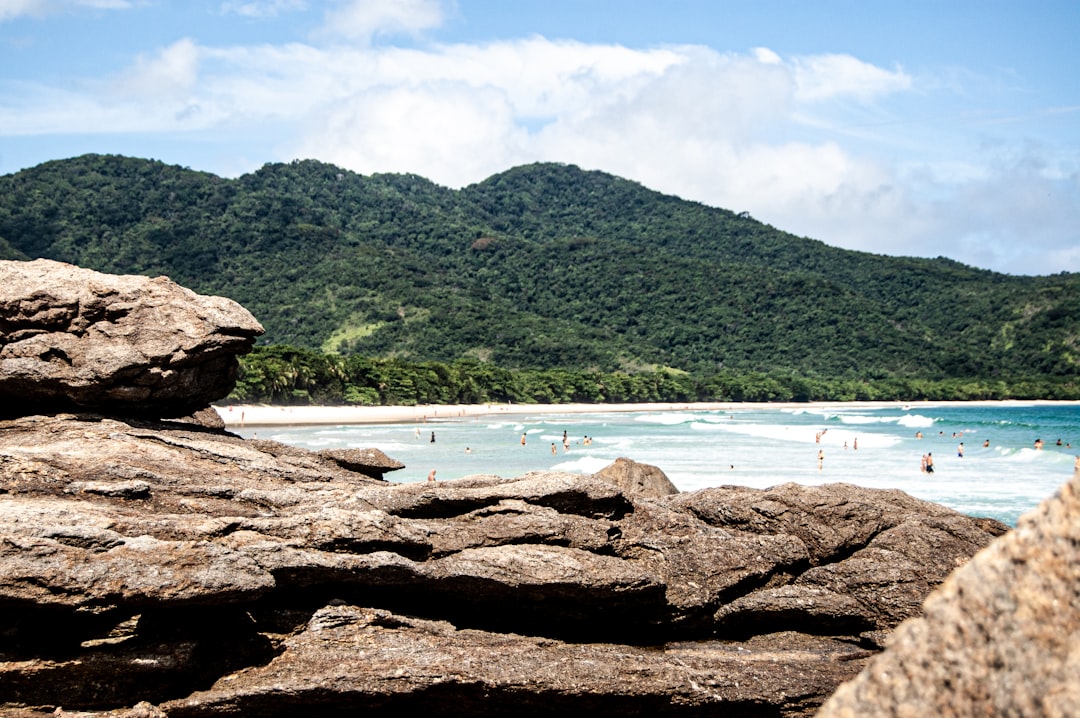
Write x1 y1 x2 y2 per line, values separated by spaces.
229 346 1080 406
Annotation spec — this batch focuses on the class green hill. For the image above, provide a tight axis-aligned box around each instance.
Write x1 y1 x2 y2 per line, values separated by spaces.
1 153 1077 383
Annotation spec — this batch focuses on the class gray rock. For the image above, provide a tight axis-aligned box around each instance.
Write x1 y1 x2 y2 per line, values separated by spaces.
0 259 263 417
815 458 1080 718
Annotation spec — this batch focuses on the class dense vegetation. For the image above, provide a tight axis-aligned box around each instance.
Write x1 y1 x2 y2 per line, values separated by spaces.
232 345 1080 405
1 153 1078 403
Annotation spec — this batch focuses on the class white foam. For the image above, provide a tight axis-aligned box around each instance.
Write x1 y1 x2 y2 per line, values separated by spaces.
553 456 613 473
634 413 698 425
897 414 936 428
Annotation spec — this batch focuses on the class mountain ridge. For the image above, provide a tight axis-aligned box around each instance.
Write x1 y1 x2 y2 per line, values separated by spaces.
0 153 1076 381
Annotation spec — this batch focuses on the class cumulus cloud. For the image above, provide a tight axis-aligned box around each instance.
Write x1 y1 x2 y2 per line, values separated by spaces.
112 37 201 100
2 14 1076 274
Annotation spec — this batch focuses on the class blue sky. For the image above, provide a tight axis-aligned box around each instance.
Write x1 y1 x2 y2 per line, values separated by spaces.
1 1 1077 275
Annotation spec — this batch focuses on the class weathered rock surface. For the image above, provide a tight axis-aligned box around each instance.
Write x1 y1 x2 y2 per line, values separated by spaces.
0 413 1007 716
815 459 1080 718
0 259 263 417
317 447 405 480
592 456 679 497
0 261 1023 716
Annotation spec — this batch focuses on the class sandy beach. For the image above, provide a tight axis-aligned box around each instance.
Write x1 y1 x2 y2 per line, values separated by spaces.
212 399 1077 428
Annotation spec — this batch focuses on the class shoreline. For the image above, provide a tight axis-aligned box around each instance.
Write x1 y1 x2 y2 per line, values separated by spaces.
213 399 1080 428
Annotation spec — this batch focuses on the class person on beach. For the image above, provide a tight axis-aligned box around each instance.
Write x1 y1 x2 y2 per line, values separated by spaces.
1034 438 1044 450
920 454 928 473
551 442 557 455
957 442 964 458
430 431 436 443
427 469 436 482
925 453 935 473
520 432 527 446
817 449 824 471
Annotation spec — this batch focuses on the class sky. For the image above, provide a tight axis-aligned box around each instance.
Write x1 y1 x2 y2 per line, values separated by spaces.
1 1 1078 276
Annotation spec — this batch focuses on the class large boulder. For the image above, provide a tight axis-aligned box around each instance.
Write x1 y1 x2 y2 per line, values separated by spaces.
0 259 263 417
815 458 1080 718
0 412 1008 716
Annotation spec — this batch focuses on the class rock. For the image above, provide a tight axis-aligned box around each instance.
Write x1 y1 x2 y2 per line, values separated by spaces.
0 263 1016 716
317 447 404 480
815 460 1080 718
0 413 1006 716
0 259 263 417
591 456 679 497
159 606 871 717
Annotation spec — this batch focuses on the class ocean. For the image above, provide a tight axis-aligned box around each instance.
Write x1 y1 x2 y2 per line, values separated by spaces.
237 402 1079 527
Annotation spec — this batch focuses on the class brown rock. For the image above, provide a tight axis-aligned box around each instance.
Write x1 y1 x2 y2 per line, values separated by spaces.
317 447 404 480
592 456 679 497
0 413 1008 716
0 259 263 417
160 605 872 717
815 461 1080 718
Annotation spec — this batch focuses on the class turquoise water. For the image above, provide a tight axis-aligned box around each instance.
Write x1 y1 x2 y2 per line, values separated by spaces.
239 403 1079 526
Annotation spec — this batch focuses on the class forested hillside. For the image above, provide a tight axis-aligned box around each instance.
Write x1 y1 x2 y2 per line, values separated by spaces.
1 154 1077 387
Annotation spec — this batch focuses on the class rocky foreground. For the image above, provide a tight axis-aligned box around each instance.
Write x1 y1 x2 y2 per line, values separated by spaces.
0 260 1075 717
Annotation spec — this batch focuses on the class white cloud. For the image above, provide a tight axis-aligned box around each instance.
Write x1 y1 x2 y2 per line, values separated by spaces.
0 0 46 19
0 0 133 21
3 22 1076 273
319 0 446 43
295 82 530 185
792 53 911 103
220 0 306 19
111 37 201 100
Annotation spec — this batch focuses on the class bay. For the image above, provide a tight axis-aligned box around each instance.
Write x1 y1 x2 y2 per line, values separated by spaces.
237 402 1079 527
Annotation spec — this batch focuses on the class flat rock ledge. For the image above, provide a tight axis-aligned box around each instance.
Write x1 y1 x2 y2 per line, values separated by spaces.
0 413 1009 717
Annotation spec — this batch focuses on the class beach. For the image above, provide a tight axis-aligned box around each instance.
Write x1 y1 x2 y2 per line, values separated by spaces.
215 400 1078 428
218 401 1079 527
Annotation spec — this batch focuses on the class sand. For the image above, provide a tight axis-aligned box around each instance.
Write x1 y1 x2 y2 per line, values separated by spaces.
212 399 1077 428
